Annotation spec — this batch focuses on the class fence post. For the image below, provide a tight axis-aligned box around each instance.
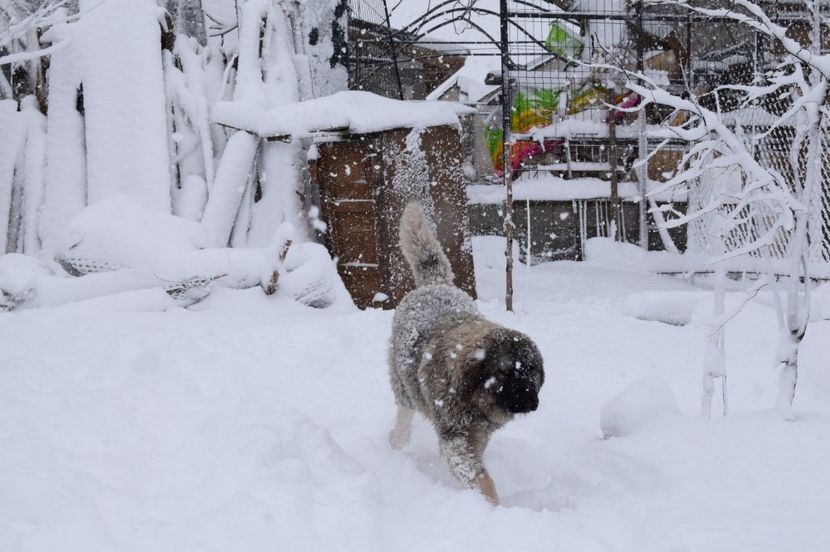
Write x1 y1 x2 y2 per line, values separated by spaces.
500 0 514 312
607 86 621 241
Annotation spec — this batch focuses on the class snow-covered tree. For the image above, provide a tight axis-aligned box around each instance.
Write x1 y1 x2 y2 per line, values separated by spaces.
618 0 829 419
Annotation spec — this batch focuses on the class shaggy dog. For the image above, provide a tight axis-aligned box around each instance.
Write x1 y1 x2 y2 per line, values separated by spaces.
388 203 544 505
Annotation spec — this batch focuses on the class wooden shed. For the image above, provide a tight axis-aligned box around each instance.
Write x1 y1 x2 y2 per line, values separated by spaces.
212 91 477 308
310 124 476 308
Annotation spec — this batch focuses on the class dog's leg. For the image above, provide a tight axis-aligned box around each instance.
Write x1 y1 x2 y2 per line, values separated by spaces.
389 406 414 450
474 471 500 506
439 431 500 506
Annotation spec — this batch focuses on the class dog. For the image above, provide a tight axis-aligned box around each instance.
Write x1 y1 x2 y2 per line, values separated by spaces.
388 202 544 506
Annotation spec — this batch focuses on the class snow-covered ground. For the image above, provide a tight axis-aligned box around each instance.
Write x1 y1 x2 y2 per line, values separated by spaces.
2 240 829 552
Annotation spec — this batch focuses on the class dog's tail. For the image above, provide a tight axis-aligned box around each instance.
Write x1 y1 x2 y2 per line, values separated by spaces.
399 202 454 287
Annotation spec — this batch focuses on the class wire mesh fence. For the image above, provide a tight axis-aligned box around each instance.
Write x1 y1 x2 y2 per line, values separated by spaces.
497 0 830 264
343 1 830 265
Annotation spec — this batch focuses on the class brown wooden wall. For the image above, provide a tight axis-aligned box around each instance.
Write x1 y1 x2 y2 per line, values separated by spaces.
313 125 476 308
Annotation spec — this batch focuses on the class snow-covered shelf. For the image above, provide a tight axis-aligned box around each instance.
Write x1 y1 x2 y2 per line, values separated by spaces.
467 171 687 204
212 91 475 139
519 120 669 141
535 161 614 172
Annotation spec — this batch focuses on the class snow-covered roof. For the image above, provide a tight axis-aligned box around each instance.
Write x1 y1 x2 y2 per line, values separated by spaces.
212 91 474 137
426 56 500 103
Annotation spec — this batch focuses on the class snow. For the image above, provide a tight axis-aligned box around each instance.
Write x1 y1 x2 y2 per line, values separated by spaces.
599 376 682 438
2 238 830 550
622 291 706 326
212 90 474 137
583 237 830 280
0 253 51 306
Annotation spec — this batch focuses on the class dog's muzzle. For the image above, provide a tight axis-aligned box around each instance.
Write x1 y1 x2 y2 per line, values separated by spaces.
496 376 539 414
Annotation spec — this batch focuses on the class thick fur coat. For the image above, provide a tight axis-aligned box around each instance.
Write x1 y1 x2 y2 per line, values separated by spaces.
388 203 544 505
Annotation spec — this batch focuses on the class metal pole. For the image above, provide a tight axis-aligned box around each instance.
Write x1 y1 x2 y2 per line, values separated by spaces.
636 1 648 249
382 0 405 100
607 86 621 241
500 0 514 312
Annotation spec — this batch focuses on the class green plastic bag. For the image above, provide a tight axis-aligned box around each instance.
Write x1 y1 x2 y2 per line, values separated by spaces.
544 22 582 58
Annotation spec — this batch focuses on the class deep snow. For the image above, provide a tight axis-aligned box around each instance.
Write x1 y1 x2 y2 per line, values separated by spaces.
1 239 830 551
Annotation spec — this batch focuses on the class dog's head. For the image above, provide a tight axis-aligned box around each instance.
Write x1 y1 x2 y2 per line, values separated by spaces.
473 328 544 419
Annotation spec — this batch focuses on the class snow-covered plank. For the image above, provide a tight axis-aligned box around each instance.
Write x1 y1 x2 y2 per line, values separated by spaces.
212 90 474 138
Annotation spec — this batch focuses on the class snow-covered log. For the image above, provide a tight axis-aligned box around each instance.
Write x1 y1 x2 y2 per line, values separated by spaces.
0 100 28 253
20 97 46 254
200 130 259 247
74 0 171 212
28 194 350 310
39 21 86 251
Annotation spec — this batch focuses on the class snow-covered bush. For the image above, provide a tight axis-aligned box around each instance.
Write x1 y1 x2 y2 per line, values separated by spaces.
597 0 830 419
